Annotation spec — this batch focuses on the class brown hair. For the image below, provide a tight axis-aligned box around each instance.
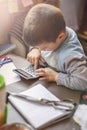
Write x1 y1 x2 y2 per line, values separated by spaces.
23 3 65 46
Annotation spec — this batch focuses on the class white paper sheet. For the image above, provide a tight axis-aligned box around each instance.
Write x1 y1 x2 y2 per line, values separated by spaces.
0 62 21 85
9 84 71 129
73 104 87 130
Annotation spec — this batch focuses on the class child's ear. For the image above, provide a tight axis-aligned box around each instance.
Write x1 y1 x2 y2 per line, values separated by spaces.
58 32 66 41
55 32 66 48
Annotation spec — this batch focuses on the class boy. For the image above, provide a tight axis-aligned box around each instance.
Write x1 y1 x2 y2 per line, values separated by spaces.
23 4 87 91
9 0 59 57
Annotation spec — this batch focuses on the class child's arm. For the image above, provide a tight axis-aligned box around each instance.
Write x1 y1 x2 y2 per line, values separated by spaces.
35 55 87 91
56 55 87 91
27 48 45 70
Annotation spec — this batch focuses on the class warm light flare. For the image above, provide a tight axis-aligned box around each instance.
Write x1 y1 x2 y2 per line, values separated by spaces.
0 0 9 25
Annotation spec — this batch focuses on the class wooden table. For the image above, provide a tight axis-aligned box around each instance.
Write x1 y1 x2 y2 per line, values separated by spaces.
6 54 81 130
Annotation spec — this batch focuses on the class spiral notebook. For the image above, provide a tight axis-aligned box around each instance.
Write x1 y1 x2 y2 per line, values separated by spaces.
8 84 75 129
0 43 16 56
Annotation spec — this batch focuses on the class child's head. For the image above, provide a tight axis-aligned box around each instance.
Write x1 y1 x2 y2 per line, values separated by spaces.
23 4 66 49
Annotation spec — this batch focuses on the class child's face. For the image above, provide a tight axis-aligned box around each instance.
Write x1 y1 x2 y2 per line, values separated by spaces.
35 32 66 51
36 41 60 51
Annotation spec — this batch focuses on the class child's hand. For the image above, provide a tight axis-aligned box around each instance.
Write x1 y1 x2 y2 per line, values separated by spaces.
27 48 45 69
36 67 58 82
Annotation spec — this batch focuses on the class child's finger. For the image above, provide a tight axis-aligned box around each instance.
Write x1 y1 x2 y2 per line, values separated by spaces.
39 77 47 80
34 59 39 70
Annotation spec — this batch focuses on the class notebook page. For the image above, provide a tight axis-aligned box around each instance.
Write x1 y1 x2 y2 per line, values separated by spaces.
8 84 70 129
0 62 21 85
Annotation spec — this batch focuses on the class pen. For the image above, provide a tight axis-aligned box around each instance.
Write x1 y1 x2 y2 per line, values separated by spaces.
7 92 75 111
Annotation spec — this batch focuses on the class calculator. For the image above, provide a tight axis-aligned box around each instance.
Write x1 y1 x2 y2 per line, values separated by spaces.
13 64 44 80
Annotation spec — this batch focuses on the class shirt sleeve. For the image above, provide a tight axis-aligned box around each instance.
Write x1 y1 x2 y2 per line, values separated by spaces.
56 55 87 91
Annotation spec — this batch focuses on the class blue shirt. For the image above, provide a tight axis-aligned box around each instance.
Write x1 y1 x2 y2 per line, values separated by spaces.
41 27 87 91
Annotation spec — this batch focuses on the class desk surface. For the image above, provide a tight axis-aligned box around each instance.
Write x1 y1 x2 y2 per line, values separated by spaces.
7 54 81 130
